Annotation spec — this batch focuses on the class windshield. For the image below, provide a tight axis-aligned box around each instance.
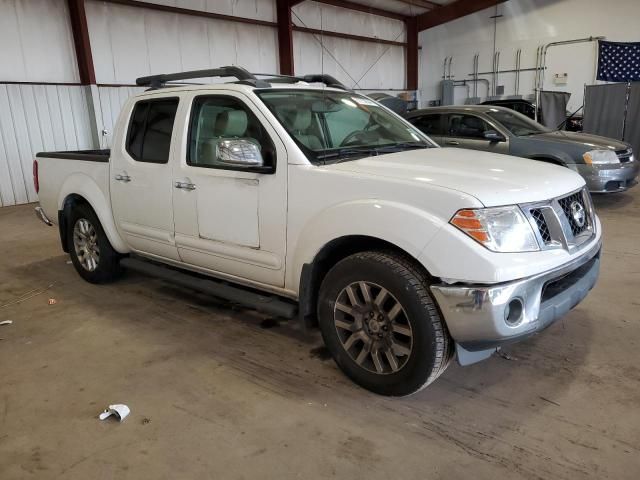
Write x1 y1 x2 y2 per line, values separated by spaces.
256 89 435 163
485 108 551 136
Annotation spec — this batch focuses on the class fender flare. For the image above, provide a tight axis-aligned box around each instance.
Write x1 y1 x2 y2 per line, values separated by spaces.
57 173 130 254
287 199 446 293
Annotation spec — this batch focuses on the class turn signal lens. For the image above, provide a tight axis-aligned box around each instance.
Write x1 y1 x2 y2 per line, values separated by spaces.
450 206 539 253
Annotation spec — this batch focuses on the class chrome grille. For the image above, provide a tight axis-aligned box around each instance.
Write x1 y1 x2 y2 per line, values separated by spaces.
558 191 588 236
616 148 633 163
521 188 595 252
530 208 551 243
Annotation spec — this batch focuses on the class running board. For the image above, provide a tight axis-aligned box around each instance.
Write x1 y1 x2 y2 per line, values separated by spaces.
120 257 298 319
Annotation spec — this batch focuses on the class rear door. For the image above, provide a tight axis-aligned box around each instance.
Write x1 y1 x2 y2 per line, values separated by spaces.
407 113 446 145
110 96 181 261
441 113 509 154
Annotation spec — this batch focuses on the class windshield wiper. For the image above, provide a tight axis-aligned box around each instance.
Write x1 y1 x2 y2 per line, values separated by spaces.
316 147 381 162
316 142 429 162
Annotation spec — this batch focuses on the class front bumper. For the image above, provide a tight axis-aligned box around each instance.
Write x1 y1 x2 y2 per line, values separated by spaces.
431 239 601 364
570 162 639 193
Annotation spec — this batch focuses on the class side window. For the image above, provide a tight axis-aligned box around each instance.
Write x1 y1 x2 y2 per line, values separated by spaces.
410 114 444 135
126 98 179 163
447 114 491 139
188 96 275 170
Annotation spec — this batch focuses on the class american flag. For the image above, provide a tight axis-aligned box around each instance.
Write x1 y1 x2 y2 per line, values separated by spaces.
597 40 640 82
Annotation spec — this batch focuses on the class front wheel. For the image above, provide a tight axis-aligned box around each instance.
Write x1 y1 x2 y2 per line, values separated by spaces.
67 204 122 284
318 251 452 396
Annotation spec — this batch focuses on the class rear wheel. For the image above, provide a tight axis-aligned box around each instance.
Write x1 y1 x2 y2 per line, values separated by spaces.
318 251 452 396
67 204 122 284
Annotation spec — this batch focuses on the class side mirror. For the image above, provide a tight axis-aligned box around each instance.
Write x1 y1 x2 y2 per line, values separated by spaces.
216 139 264 167
484 130 505 142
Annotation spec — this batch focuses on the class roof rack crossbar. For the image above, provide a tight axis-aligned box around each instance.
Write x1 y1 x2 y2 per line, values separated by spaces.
253 72 348 90
136 66 259 88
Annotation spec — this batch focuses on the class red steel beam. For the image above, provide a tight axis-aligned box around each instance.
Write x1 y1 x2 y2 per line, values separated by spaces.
293 26 406 47
405 17 418 90
101 0 278 28
276 0 295 75
307 0 408 22
417 0 508 31
67 0 96 84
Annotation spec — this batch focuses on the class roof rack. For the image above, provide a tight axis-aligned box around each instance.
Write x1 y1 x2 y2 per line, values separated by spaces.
136 66 270 89
135 66 348 90
254 72 348 90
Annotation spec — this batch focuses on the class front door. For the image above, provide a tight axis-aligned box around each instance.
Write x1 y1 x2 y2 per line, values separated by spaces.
172 91 287 287
441 113 509 154
110 96 181 261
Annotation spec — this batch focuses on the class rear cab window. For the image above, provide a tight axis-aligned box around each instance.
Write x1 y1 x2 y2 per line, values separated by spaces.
126 98 179 163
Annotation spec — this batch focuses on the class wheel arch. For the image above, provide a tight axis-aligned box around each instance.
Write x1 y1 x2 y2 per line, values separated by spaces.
298 235 436 329
57 174 129 254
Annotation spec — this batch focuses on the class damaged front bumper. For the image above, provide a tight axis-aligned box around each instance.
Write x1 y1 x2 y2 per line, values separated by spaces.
430 239 601 365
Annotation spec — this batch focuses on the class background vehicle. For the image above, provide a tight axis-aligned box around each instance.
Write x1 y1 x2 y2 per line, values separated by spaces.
405 105 638 193
34 67 601 396
481 98 584 132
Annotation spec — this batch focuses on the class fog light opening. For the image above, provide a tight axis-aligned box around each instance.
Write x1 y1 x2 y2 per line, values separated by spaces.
504 298 524 326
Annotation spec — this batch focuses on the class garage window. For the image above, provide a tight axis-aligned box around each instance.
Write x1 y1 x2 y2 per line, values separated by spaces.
126 98 179 164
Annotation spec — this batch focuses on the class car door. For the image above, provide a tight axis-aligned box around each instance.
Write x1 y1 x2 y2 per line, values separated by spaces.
407 113 446 145
440 113 509 154
110 96 181 261
172 91 287 288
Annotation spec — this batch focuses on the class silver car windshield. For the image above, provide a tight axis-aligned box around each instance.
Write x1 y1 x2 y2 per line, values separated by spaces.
485 108 552 136
256 89 435 163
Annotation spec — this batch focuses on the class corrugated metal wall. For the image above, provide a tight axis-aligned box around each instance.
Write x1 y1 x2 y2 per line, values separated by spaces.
0 84 95 206
0 0 409 207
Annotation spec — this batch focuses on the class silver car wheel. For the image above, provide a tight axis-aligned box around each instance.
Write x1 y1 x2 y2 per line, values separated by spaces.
73 218 100 272
333 281 413 375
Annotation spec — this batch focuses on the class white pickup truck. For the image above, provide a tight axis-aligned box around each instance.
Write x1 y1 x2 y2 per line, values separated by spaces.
34 67 602 396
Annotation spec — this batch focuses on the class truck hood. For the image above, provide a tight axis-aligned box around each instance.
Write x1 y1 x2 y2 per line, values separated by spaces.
527 130 629 151
327 147 585 207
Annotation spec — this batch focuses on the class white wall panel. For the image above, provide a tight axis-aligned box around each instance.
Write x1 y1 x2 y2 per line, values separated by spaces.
96 86 145 148
293 32 405 90
419 0 640 110
292 1 406 43
0 85 94 206
132 0 276 22
0 0 78 83
86 0 278 84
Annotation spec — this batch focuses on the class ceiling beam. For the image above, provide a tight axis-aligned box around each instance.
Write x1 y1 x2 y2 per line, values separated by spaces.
395 0 441 10
417 0 508 31
303 0 408 22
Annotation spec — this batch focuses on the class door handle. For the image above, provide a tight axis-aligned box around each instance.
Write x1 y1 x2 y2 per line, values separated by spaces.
445 140 460 146
115 174 131 182
174 181 196 191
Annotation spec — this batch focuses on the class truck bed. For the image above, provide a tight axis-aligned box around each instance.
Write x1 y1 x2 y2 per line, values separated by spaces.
36 149 110 162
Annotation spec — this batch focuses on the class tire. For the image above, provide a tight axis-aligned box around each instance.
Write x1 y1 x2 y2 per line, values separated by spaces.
67 203 122 284
317 251 453 396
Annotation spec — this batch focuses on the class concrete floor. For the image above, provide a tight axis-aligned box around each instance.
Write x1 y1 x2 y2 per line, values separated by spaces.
0 191 639 480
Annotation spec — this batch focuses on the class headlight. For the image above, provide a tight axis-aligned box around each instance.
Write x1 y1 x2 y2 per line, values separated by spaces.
583 149 619 164
450 206 539 253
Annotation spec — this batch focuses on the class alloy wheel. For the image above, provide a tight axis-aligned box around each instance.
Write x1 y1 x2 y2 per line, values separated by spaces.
333 281 413 375
73 218 100 272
